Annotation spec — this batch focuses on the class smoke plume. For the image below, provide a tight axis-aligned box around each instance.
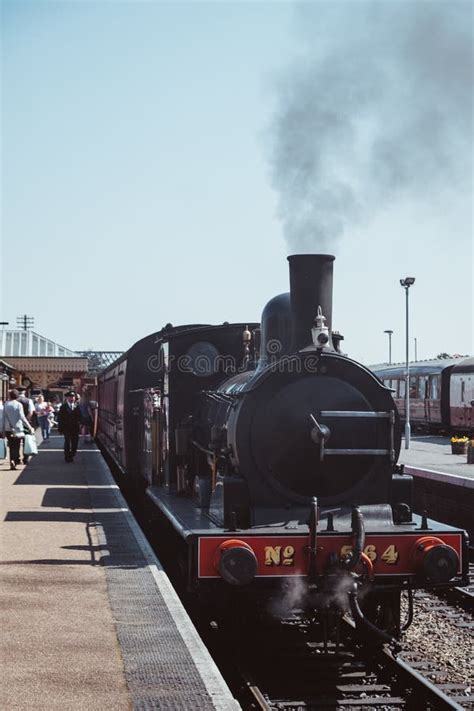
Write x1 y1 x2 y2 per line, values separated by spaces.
267 1 473 252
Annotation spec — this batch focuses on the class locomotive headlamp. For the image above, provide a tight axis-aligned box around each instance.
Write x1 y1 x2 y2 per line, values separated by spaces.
413 536 459 583
311 306 332 350
214 539 258 586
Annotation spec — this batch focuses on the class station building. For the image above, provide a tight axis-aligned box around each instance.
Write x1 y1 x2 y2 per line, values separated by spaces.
0 328 90 401
0 329 76 359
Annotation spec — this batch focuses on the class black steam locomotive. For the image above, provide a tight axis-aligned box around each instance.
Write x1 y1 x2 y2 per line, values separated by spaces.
97 255 469 643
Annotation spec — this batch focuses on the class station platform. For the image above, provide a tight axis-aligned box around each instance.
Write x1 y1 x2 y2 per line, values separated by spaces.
398 435 474 486
398 435 474 541
0 434 238 710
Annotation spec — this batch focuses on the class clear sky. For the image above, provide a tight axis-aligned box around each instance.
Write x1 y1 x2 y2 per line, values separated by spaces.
1 0 472 366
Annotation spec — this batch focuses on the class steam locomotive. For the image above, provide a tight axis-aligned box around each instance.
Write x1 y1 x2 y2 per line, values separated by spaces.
97 255 469 644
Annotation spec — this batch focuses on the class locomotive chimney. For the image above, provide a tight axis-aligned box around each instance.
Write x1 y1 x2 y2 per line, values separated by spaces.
287 254 335 352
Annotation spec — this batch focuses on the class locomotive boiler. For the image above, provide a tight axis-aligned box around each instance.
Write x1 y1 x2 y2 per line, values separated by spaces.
97 254 469 643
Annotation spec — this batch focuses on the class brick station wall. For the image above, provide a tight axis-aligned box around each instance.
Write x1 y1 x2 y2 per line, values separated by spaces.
412 476 474 544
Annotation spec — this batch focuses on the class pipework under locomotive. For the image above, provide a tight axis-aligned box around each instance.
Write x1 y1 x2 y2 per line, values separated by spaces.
97 254 469 642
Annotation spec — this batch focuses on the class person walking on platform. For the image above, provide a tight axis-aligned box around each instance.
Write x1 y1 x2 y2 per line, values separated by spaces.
58 391 81 463
17 386 35 422
17 386 35 464
3 390 35 470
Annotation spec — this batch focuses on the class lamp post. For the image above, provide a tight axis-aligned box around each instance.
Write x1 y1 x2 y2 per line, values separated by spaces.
384 330 393 364
400 277 415 449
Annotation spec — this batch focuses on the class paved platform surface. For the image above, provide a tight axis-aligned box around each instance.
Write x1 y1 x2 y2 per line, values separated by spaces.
398 435 474 486
0 433 238 710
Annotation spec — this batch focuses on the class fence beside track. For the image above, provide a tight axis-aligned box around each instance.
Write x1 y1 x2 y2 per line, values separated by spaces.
407 468 474 543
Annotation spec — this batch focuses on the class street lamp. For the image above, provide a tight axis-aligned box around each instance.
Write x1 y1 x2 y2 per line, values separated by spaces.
384 330 393 364
400 277 415 449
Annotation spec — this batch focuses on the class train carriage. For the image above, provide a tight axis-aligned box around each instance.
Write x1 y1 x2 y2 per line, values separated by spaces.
371 357 474 434
450 357 474 431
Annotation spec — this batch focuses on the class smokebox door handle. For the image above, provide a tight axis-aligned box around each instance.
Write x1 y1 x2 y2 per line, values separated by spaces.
309 414 331 462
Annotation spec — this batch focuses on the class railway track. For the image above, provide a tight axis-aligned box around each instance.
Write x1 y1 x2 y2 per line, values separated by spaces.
432 563 474 614
205 612 473 710
237 635 473 709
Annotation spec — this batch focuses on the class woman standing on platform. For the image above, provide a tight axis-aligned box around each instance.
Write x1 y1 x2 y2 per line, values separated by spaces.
3 390 35 470
35 395 53 440
78 392 94 442
0 398 4 460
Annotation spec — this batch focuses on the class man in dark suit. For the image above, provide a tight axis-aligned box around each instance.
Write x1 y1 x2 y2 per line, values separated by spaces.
58 391 81 462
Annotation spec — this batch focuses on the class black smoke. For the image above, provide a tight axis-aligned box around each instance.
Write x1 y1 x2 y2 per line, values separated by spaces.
267 1 473 252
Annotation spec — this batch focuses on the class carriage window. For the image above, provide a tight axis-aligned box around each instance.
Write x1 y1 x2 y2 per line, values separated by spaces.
429 376 439 399
409 376 417 398
417 376 428 399
399 380 406 398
